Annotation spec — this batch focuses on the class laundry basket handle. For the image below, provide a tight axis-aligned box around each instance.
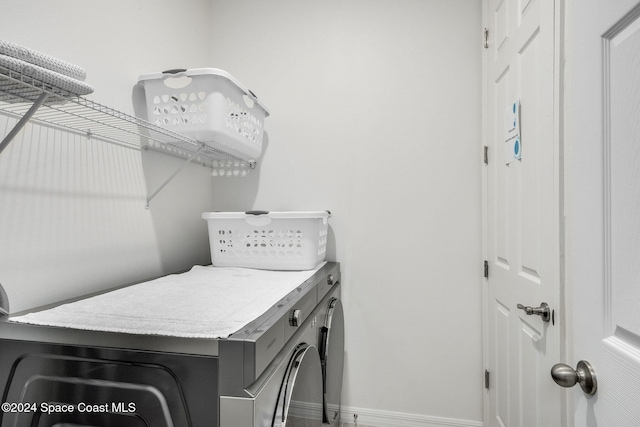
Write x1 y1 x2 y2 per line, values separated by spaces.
162 69 187 75
245 210 269 216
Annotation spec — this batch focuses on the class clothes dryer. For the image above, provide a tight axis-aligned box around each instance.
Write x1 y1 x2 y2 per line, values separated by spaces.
219 306 324 427
272 343 324 426
219 282 342 427
0 263 341 427
318 293 344 424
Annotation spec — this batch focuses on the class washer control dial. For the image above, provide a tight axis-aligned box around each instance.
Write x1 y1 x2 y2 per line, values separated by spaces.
289 309 302 327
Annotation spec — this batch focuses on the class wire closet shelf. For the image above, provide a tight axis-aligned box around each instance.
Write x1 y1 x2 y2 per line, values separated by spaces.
0 64 252 170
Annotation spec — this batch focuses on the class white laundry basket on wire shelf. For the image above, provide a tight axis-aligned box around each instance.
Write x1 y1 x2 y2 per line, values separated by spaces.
202 211 330 270
136 68 269 161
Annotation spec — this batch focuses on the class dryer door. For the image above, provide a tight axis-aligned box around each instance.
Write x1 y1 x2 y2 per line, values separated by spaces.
272 344 323 427
319 297 344 424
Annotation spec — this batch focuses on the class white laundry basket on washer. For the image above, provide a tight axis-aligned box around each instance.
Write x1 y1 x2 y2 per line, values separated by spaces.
202 211 330 270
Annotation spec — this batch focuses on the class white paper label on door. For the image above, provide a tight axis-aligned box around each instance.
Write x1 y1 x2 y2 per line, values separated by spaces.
505 99 521 164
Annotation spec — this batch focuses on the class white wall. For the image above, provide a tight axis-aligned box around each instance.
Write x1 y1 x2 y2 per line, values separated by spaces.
207 1 484 424
1 0 483 425
0 0 215 312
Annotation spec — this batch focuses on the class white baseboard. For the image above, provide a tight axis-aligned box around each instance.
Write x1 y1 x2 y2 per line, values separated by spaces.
339 405 483 427
288 401 483 427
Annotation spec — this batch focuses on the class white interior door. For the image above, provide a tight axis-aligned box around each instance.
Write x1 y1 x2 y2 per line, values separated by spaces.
483 0 561 425
570 0 640 425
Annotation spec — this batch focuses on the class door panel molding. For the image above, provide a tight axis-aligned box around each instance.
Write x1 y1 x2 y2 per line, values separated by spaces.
483 0 561 425
570 0 640 424
603 3 640 337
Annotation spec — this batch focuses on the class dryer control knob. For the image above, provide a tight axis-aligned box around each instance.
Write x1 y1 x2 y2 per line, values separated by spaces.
289 309 302 327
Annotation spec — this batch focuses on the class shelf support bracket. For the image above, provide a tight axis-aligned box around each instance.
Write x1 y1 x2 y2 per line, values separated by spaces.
145 144 206 209
0 92 50 155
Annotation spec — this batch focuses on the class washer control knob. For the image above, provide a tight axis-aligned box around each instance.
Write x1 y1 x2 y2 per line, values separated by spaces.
289 309 302 327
